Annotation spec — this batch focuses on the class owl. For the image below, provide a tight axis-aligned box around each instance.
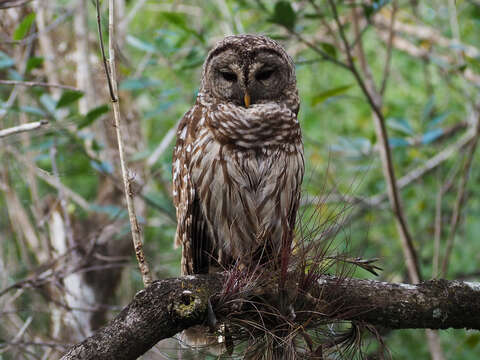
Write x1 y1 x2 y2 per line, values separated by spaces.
173 34 304 277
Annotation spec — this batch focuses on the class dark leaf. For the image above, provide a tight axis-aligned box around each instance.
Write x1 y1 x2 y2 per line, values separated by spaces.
78 104 110 129
56 91 84 109
311 84 354 105
269 1 296 30
26 56 44 72
320 42 337 59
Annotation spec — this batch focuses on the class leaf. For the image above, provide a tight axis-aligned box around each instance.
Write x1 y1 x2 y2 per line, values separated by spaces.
19 105 46 117
389 137 409 148
56 91 84 109
422 95 436 121
331 137 372 156
465 55 480 74
320 42 337 59
160 12 204 43
26 56 44 72
126 35 157 53
428 112 450 129
269 1 296 30
363 0 391 19
0 51 14 69
13 12 35 41
78 104 110 129
40 93 57 115
421 128 444 145
120 77 161 91
386 117 414 135
311 84 354 105
89 204 125 219
90 160 114 174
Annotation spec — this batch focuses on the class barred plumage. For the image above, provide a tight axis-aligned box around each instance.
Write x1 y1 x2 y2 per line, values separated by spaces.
173 34 304 277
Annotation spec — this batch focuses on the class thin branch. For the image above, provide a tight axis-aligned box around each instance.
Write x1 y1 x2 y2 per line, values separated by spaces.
379 0 398 96
95 0 152 287
118 0 148 34
0 80 79 92
289 31 350 70
0 0 32 9
7 146 91 211
432 178 443 278
328 0 421 283
0 120 48 139
95 0 116 102
146 120 179 167
441 113 480 276
50 145 75 248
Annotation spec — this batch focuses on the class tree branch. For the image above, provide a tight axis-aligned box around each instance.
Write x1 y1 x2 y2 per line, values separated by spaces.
61 274 480 360
0 120 48 139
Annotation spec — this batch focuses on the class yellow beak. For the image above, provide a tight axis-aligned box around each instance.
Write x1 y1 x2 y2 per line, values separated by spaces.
244 93 251 108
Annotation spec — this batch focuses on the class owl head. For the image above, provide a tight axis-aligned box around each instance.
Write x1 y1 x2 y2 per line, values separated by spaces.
198 34 299 113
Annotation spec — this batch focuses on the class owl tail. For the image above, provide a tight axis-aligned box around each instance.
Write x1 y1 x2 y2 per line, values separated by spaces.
180 325 228 355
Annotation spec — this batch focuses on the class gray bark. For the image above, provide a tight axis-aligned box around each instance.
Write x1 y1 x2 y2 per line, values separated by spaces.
61 275 480 360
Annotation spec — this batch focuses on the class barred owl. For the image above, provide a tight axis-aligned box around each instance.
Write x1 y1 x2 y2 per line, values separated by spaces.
173 34 304 277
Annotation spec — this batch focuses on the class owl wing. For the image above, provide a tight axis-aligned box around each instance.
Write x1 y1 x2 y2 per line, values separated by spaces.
173 106 212 275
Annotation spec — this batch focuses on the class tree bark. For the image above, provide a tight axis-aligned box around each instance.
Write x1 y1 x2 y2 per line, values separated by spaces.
61 274 480 360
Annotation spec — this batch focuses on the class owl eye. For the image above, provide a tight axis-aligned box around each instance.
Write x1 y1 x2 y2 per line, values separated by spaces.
255 69 275 81
220 71 237 82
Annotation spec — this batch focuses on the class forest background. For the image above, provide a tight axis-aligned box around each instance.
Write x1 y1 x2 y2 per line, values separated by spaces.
1 0 480 359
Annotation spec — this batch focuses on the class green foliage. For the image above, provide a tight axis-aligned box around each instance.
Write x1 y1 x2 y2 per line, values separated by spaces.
311 84 354 105
56 90 84 109
13 12 35 40
269 1 296 30
2 1 480 358
0 51 14 69
78 104 110 129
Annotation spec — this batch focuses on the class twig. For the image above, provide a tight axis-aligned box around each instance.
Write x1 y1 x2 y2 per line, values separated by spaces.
379 0 397 96
0 0 32 9
289 31 350 70
95 0 152 287
95 0 116 102
7 146 90 211
0 120 48 139
441 113 480 276
432 177 443 278
0 80 79 91
118 0 148 34
328 0 421 283
50 145 75 248
146 120 179 167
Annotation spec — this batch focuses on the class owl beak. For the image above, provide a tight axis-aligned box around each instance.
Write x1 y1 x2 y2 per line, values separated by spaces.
244 92 251 108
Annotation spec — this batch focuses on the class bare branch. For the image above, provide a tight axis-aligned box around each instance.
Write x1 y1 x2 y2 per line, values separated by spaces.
95 0 152 287
7 147 91 211
0 120 48 139
328 0 420 283
442 111 480 276
0 80 79 92
379 0 398 96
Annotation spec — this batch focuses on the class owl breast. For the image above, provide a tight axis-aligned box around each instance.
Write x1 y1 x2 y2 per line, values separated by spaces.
189 103 304 266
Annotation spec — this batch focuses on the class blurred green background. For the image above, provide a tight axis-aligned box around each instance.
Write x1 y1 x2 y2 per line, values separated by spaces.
1 0 480 358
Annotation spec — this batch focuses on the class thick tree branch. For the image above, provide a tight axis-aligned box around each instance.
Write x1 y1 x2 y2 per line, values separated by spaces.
61 274 480 360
